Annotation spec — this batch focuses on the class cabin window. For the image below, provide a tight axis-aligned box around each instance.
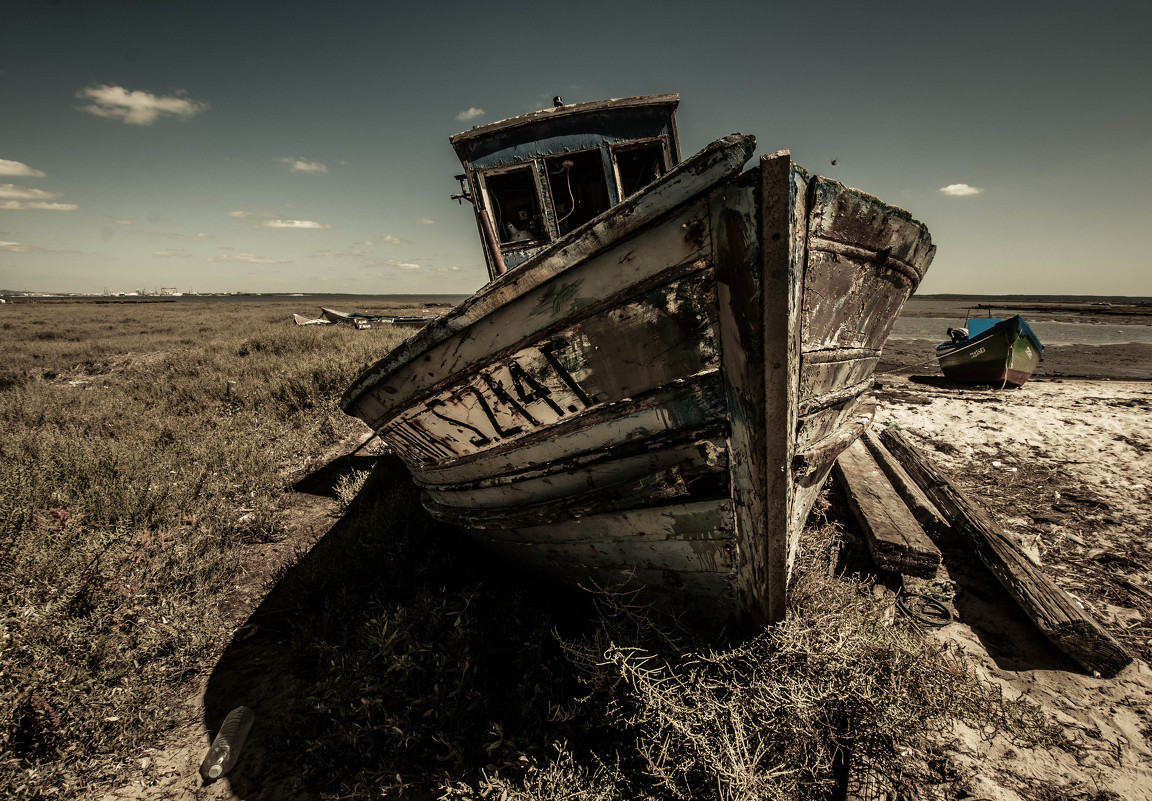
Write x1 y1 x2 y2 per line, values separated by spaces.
613 140 667 198
545 149 611 237
483 166 546 246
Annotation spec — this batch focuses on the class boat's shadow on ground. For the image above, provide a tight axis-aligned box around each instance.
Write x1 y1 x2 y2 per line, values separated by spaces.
201 452 594 799
913 528 1081 674
906 374 1004 390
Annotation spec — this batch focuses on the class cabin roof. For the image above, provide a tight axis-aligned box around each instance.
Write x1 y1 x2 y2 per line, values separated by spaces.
448 94 680 148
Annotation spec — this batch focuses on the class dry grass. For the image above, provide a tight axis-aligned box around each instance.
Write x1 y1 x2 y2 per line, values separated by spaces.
0 298 1065 800
0 298 411 797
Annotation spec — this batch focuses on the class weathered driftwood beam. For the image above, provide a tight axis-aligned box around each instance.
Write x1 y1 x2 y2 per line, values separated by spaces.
834 439 941 577
862 429 949 536
879 428 1132 678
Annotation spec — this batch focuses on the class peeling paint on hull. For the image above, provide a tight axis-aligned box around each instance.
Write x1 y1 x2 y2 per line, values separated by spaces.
343 109 934 629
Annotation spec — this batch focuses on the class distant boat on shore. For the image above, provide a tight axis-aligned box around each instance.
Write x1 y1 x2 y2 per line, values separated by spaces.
935 315 1044 387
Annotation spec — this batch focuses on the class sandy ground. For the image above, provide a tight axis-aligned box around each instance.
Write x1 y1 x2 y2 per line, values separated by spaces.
863 369 1152 799
93 353 1152 799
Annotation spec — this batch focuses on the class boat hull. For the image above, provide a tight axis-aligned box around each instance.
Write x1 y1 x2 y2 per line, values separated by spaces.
343 137 934 627
936 316 1042 387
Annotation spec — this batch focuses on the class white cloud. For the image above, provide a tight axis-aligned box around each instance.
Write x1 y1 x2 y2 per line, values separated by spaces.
207 252 288 264
375 234 405 245
312 248 372 258
106 217 132 225
939 183 984 197
0 184 78 210
0 159 46 177
0 239 69 254
370 257 422 270
228 210 252 218
415 217 436 225
259 219 332 229
0 184 58 201
455 107 485 122
0 200 79 211
153 248 193 258
280 157 328 174
154 231 210 240
76 84 209 126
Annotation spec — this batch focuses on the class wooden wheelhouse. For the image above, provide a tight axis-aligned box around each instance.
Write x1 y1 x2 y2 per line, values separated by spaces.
450 95 682 279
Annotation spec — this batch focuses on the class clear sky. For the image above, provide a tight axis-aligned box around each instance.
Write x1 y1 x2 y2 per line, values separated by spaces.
2 0 1149 297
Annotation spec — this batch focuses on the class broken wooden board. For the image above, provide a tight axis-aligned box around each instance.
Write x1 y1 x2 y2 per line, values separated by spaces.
862 428 949 536
880 428 1133 678
833 438 941 578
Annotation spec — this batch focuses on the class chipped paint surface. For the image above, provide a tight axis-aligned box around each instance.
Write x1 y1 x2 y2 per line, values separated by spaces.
380 272 719 466
342 102 933 627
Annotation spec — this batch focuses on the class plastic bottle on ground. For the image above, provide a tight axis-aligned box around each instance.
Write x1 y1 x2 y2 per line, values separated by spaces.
199 705 254 781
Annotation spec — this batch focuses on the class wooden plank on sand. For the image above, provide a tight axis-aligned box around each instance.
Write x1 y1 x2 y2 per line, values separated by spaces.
862 428 949 536
880 428 1133 678
834 439 941 577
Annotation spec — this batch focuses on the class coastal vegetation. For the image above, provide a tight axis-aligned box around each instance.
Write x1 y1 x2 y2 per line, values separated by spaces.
1 299 1059 799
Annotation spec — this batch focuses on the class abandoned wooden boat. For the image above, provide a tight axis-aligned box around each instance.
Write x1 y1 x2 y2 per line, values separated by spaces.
935 315 1043 387
341 95 935 626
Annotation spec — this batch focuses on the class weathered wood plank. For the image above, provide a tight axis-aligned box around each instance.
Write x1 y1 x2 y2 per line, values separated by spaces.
422 462 722 530
488 498 734 545
793 416 873 482
416 373 725 484
420 433 725 510
833 439 941 577
714 170 771 626
715 150 801 625
493 531 736 576
880 428 1132 677
861 429 948 536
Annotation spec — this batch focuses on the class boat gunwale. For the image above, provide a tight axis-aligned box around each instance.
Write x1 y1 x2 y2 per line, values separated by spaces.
353 253 718 438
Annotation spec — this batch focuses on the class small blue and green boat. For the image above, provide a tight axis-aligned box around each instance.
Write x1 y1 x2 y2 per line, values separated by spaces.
935 315 1044 387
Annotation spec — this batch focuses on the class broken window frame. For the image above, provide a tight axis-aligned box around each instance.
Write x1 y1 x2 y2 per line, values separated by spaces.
609 136 672 201
476 162 550 250
543 147 614 239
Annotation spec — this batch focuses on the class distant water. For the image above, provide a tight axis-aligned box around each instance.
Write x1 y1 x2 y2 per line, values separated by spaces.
892 297 1152 346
